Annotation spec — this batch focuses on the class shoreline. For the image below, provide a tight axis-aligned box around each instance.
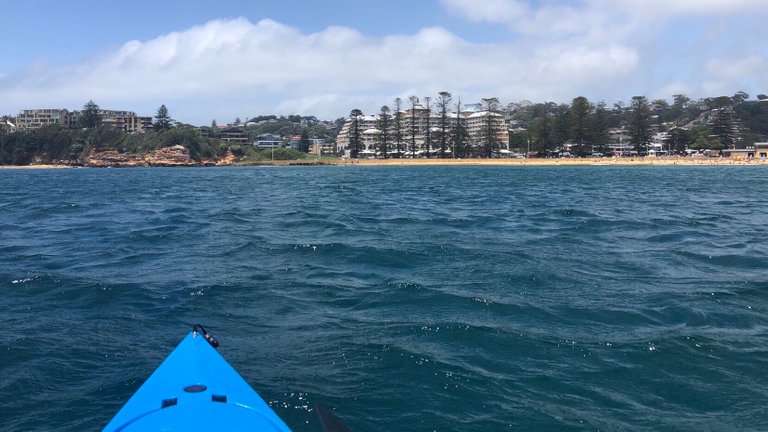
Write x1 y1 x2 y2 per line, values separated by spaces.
2 157 767 169
0 164 76 169
344 157 768 167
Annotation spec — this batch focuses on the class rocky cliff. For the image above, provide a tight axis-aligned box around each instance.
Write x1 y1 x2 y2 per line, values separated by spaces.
84 145 197 167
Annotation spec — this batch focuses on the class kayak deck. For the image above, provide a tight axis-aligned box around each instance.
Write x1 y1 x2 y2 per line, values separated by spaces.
103 331 292 431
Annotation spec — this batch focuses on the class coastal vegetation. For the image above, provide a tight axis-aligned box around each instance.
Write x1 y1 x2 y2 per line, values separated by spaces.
239 114 339 144
0 125 312 166
2 92 768 166
0 103 311 166
0 124 221 165
509 92 768 157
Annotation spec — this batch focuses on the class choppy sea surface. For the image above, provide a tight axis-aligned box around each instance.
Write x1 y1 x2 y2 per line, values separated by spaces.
1 166 768 431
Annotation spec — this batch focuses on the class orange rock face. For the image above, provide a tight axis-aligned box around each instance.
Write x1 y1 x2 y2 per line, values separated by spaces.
85 145 196 167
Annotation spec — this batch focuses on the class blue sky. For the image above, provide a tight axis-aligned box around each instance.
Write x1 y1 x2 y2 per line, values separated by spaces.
2 0 767 124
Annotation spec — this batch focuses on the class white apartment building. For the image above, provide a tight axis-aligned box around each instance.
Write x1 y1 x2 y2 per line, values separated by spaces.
464 110 509 149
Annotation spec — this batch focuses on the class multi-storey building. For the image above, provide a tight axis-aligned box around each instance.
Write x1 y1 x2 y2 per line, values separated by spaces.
93 110 153 133
15 109 72 131
219 127 249 145
463 110 509 151
199 125 250 144
254 133 282 148
16 108 152 133
122 115 154 133
335 114 378 153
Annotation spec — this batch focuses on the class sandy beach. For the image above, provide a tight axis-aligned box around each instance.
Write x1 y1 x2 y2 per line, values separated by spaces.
0 164 75 169
341 156 768 167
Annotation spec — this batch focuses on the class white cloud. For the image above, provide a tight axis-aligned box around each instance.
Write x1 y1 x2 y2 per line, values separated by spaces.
699 55 768 97
440 0 527 23
707 55 766 79
438 0 768 104
651 83 694 101
2 1 767 124
0 17 641 122
618 0 767 16
441 0 768 37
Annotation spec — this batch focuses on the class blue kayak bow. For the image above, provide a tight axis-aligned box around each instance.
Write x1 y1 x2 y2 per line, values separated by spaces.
103 325 292 431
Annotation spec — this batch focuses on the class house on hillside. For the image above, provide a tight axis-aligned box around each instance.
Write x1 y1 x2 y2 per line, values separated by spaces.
255 133 282 148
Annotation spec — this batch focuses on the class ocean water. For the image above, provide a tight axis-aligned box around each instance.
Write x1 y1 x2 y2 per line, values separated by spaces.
1 165 767 431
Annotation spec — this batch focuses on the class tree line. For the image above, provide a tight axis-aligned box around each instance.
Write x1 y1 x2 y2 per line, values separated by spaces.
343 90 768 159
509 92 768 157
347 92 507 159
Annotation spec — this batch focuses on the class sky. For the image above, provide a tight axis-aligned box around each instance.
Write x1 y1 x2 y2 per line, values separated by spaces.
1 0 767 125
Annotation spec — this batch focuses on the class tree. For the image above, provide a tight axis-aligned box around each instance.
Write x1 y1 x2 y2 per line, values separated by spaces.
531 115 555 155
689 125 717 150
553 104 571 150
451 98 469 158
711 96 735 149
299 130 311 153
610 100 626 128
480 97 501 158
508 131 526 154
665 127 690 154
80 100 101 129
651 99 669 126
377 105 391 159
423 96 432 158
408 96 419 156
349 109 362 158
211 119 220 137
437 91 452 158
732 91 750 106
590 102 611 156
529 102 557 155
669 94 690 124
628 96 652 155
570 96 591 156
154 104 172 131
673 94 690 107
393 97 404 157
735 96 768 136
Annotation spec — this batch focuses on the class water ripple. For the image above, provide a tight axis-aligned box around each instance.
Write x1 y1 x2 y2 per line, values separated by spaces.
2 166 768 431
